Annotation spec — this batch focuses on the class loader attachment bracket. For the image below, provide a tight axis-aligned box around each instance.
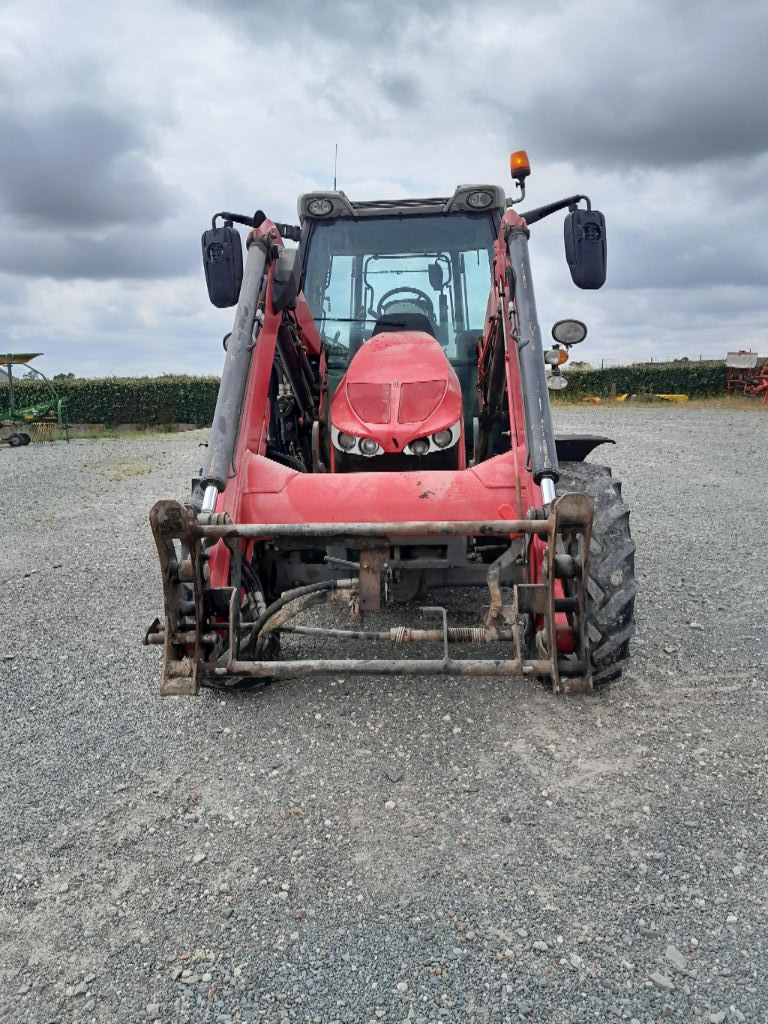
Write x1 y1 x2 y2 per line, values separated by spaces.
147 493 594 697
358 543 390 612
147 500 208 696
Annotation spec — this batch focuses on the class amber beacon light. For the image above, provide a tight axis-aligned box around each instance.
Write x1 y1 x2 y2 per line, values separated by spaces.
509 150 531 182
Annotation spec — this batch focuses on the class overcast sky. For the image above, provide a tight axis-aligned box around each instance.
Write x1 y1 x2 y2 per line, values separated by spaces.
1 0 767 378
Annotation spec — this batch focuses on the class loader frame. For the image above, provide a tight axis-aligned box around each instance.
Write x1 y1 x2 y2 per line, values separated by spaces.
148 492 593 694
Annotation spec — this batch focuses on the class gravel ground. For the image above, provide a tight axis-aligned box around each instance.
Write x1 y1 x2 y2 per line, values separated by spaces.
1 406 766 1024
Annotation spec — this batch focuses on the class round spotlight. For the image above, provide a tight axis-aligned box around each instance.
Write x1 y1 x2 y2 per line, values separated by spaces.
467 190 493 209
337 432 357 450
359 437 381 456
432 429 452 448
551 319 588 346
307 197 333 216
409 437 430 456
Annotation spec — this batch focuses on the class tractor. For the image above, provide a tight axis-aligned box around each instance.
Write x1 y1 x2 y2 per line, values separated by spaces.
146 152 636 696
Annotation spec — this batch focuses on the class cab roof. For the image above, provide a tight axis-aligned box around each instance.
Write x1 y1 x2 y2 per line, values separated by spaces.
298 185 506 222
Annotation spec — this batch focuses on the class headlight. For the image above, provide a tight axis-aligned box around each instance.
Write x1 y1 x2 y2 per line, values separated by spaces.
432 429 453 448
307 197 333 216
337 432 357 450
467 190 493 209
408 437 430 456
359 437 382 456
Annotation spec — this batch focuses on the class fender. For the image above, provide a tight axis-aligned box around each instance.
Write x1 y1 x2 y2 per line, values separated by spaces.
554 435 614 462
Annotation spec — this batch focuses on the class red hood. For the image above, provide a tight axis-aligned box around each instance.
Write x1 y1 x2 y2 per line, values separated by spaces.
331 332 463 453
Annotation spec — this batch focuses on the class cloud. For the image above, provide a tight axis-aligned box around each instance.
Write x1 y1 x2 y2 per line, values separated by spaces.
374 73 422 109
608 225 768 290
469 1 768 170
0 105 177 228
0 97 188 283
0 221 199 281
185 0 459 48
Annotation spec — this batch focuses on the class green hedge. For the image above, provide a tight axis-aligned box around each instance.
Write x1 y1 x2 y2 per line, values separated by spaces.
559 361 727 399
9 375 220 425
6 361 729 426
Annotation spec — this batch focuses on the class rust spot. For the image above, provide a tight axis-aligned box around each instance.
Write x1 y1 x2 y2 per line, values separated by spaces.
419 490 435 499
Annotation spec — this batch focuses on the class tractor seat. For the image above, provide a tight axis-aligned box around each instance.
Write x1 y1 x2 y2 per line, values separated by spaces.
371 312 436 338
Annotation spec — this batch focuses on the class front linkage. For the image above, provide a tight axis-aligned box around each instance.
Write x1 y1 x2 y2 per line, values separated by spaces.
146 493 594 697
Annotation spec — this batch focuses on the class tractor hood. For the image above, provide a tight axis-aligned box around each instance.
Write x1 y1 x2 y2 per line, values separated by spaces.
331 332 463 455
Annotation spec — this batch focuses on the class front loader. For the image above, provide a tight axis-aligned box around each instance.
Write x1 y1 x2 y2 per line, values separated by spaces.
146 151 636 696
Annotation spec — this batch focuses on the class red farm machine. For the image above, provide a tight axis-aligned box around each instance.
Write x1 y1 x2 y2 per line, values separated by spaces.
146 152 636 696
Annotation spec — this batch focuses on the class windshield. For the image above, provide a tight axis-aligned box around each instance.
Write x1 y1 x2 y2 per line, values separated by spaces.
302 213 496 370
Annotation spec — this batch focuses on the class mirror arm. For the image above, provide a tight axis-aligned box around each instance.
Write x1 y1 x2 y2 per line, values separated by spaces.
212 210 266 230
519 194 591 225
211 210 301 242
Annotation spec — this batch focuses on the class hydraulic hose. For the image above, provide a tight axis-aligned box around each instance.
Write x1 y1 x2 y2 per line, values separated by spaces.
248 578 357 648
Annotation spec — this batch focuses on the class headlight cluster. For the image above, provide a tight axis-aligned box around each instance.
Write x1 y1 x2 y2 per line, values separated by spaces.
332 428 383 457
307 197 334 216
403 420 460 456
466 190 493 209
332 421 461 458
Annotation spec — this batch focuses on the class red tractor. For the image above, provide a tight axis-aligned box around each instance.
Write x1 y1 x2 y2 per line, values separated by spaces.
147 152 636 696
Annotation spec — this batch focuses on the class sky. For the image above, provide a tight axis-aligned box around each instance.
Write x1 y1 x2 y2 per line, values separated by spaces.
1 0 767 378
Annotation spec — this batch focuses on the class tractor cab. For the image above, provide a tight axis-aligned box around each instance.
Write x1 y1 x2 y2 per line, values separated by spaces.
299 187 504 470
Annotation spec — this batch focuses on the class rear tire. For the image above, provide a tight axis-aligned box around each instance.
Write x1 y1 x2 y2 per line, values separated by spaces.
556 461 637 685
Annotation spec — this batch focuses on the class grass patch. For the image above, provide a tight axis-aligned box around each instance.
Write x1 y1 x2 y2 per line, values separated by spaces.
69 425 180 441
552 393 764 411
109 458 154 481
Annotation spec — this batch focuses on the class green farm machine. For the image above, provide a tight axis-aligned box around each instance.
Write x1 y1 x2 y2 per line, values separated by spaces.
0 354 69 446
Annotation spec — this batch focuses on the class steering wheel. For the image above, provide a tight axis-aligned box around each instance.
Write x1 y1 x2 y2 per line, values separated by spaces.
376 287 436 322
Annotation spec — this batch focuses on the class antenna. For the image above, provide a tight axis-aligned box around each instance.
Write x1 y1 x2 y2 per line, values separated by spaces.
333 143 338 191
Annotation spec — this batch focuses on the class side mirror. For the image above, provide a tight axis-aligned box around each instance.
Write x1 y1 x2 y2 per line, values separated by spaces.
428 262 444 291
202 225 243 307
564 209 607 289
272 248 301 313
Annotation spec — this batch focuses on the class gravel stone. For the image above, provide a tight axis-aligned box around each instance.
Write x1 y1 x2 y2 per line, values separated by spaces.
665 943 687 971
649 971 675 992
1 409 766 1023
